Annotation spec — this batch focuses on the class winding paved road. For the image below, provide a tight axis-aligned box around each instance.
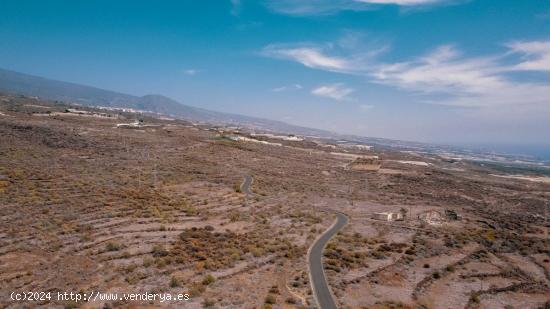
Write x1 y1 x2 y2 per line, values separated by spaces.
308 212 349 309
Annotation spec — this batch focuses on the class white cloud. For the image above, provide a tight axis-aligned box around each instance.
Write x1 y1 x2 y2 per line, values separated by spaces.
359 104 374 110
230 0 242 16
311 83 354 101
264 39 550 107
372 45 505 95
272 84 303 92
355 0 444 5
371 44 550 106
262 32 387 74
265 0 367 16
265 0 455 16
183 69 200 76
507 40 550 72
263 45 351 72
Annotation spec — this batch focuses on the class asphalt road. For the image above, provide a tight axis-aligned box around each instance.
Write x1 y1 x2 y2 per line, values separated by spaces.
241 175 253 195
309 212 349 309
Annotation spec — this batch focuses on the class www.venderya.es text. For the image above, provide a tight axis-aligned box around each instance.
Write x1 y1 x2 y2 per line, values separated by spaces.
10 291 190 303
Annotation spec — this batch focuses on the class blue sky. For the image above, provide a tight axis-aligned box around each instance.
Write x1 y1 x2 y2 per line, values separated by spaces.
1 0 549 150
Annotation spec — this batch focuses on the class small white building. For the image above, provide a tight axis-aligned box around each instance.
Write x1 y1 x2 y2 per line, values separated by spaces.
116 120 140 128
282 135 304 141
372 212 403 221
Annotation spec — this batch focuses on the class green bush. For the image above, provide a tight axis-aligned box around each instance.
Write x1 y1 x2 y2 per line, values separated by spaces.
203 298 216 307
152 244 169 257
285 297 296 304
170 276 180 288
105 242 121 251
265 294 276 304
202 274 216 285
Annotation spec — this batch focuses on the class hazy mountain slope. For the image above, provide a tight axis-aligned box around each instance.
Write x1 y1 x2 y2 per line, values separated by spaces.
0 68 335 136
0 68 138 107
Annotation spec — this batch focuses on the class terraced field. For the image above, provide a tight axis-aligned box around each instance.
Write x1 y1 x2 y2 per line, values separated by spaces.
1 94 548 308
0 95 344 308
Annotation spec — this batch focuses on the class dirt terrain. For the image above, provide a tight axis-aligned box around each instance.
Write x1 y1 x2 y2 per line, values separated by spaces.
0 94 548 308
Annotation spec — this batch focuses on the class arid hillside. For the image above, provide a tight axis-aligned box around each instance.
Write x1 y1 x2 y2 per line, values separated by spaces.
0 94 548 309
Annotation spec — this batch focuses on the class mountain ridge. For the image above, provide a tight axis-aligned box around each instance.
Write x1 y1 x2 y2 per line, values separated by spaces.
0 68 336 137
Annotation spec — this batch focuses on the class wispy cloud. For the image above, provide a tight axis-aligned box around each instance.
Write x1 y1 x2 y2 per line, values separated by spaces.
372 45 504 95
183 69 200 76
359 104 374 111
506 40 550 72
261 42 384 74
355 0 445 5
272 84 303 92
311 83 354 101
263 39 550 107
230 0 242 16
370 43 550 106
265 0 368 16
262 44 352 72
265 0 455 16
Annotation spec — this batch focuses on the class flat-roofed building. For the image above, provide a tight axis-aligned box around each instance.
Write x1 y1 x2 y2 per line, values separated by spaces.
372 212 403 221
